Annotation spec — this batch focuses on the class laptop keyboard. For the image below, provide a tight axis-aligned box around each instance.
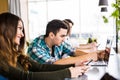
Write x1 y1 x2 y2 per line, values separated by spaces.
89 61 108 66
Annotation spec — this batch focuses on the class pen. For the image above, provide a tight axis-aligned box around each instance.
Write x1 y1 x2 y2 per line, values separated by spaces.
86 59 93 65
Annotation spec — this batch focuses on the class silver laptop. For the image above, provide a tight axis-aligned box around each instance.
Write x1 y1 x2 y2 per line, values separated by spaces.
88 36 113 66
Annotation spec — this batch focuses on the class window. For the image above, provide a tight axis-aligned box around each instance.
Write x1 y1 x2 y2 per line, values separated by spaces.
28 0 116 47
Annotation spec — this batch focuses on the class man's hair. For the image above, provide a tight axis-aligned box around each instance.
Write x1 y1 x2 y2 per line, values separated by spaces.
45 19 68 37
63 20 71 35
64 19 74 25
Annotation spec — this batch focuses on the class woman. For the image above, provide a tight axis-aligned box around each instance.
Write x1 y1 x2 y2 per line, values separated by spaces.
0 12 88 80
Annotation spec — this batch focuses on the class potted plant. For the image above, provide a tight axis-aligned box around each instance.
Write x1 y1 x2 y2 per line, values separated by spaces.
102 0 120 53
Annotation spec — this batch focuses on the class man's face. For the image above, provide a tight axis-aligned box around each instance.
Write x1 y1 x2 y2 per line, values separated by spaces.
52 28 67 46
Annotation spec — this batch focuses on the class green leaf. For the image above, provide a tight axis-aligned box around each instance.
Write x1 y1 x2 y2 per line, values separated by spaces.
111 3 119 8
102 16 108 23
111 9 119 18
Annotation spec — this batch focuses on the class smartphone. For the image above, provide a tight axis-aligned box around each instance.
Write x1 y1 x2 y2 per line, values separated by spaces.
85 59 93 65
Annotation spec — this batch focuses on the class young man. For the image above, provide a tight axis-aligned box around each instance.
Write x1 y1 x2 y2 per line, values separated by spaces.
63 19 97 53
27 19 99 65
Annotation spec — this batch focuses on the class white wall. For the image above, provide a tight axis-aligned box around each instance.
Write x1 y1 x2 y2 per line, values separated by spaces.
20 0 29 41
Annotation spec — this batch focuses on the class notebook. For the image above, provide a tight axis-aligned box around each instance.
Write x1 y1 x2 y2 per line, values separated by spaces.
88 36 113 66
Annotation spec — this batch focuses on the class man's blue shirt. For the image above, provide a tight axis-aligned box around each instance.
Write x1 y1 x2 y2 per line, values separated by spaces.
27 35 74 64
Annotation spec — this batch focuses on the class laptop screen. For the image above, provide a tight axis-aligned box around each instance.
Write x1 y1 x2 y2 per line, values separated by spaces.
104 36 113 63
88 36 113 66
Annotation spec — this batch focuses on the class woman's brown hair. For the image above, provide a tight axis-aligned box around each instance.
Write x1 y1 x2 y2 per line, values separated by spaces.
0 12 30 71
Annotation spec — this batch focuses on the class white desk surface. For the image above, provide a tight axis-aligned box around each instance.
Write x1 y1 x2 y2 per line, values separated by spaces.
85 48 120 80
65 48 120 80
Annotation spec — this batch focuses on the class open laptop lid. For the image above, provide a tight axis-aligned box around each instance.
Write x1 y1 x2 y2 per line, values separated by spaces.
89 36 114 66
104 36 114 63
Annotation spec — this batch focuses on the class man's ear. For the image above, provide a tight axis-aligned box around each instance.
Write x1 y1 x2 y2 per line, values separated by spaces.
49 32 55 39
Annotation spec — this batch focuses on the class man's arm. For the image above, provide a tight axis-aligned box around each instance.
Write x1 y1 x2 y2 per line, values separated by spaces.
79 42 97 49
74 47 97 55
54 52 97 65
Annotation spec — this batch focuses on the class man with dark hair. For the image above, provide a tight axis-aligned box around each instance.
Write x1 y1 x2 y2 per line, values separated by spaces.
64 19 74 25
63 19 74 36
63 19 97 53
27 19 98 65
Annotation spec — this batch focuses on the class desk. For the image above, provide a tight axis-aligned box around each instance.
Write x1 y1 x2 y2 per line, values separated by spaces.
106 50 120 79
65 48 120 80
85 48 120 80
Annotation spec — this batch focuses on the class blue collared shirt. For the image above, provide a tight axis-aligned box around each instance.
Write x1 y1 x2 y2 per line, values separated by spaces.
27 35 74 64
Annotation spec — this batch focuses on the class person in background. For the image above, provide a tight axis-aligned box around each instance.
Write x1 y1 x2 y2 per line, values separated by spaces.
0 12 89 80
63 19 74 37
63 19 97 53
27 19 101 65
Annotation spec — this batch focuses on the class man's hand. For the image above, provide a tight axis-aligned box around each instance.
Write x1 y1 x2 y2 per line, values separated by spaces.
97 48 110 61
75 60 88 66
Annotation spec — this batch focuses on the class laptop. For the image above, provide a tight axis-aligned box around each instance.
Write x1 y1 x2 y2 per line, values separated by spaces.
88 36 113 66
